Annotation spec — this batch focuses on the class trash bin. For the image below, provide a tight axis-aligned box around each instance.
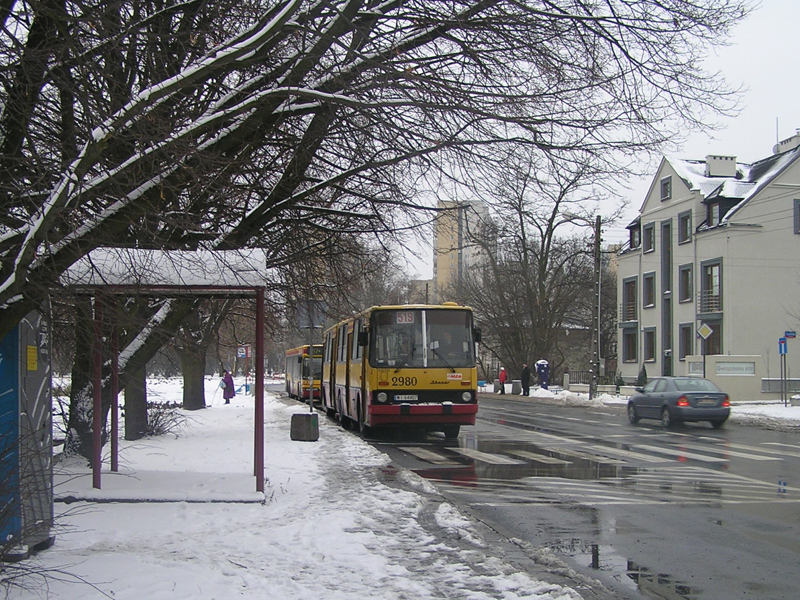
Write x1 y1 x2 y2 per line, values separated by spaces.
511 379 522 395
290 412 319 441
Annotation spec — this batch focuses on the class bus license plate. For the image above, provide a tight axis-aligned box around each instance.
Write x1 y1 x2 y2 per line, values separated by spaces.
395 394 418 402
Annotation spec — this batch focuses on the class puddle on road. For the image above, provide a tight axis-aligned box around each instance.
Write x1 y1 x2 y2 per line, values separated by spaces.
403 430 641 484
397 431 708 600
551 540 700 600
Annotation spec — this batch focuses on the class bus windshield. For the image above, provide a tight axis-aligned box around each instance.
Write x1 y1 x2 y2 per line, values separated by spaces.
303 356 323 379
370 309 475 369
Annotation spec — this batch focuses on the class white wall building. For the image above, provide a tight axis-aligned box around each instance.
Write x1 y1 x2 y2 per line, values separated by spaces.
616 133 800 399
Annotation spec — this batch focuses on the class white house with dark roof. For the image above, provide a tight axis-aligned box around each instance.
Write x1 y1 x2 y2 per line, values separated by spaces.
616 133 800 400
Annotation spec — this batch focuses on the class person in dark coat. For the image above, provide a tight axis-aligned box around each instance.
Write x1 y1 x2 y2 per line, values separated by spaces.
520 363 531 397
222 370 235 404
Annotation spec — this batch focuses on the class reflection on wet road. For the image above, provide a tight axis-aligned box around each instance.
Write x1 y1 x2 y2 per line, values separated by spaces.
372 397 800 600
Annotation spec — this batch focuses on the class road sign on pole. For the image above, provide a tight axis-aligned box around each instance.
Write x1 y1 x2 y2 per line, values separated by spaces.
779 337 787 355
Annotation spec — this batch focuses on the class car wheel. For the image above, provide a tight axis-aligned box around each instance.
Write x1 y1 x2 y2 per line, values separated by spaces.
710 419 726 429
627 403 640 424
661 407 674 428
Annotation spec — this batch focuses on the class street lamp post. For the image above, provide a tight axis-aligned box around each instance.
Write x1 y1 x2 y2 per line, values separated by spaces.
591 215 601 401
562 212 602 400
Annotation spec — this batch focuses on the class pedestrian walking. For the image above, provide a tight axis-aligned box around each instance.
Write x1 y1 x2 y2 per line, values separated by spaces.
498 367 507 394
221 370 235 404
520 363 531 397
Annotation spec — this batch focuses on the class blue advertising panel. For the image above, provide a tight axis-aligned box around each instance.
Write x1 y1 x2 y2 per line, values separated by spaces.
0 324 20 544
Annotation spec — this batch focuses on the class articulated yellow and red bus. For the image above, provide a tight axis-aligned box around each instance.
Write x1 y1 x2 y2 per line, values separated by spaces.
285 344 323 401
321 303 480 438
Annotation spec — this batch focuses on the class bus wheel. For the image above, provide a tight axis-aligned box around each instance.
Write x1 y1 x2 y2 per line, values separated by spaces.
443 425 460 439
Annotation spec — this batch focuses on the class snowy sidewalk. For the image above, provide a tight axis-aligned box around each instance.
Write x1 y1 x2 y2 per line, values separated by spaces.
9 379 584 600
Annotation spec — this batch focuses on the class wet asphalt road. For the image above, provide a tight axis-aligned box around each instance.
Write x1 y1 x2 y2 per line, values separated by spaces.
368 394 800 600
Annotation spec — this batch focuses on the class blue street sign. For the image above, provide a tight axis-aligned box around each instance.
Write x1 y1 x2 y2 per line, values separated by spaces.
779 337 787 355
786 331 797 339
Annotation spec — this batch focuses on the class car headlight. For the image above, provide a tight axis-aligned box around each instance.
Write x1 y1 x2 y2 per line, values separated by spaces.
377 392 388 403
461 391 472 402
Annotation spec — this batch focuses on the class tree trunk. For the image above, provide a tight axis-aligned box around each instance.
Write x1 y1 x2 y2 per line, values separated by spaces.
64 297 94 459
181 346 207 410
124 366 148 441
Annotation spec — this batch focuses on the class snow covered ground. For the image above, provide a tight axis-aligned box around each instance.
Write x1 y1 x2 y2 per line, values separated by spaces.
4 378 799 599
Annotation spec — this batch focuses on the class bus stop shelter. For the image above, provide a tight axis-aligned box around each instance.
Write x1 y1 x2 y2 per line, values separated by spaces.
62 249 270 494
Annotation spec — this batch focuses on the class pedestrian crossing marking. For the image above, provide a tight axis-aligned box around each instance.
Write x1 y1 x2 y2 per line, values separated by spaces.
398 446 459 465
764 442 800 450
674 442 780 461
632 443 728 463
583 444 668 463
452 448 526 465
538 446 626 465
505 450 571 465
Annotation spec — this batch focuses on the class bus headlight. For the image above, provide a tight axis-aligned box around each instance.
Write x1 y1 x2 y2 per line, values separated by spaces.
377 392 388 403
461 392 473 402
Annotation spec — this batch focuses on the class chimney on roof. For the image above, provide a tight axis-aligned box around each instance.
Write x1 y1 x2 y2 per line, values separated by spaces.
704 155 737 177
773 130 800 155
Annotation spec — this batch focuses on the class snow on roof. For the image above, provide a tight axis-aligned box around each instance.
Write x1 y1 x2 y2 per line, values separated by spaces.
665 145 800 223
61 247 269 289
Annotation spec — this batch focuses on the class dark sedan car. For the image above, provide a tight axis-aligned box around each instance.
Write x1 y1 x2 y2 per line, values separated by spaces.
627 376 730 428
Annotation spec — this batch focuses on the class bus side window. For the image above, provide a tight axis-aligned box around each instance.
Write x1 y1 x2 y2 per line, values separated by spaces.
337 325 347 362
352 319 363 361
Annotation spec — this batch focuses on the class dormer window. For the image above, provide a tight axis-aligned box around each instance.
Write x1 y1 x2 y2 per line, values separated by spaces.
660 176 672 201
708 203 721 226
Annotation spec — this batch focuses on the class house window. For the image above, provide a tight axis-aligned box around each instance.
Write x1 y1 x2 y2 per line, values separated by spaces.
621 277 638 322
623 329 638 362
660 176 672 200
678 264 693 303
708 203 721 226
630 227 641 249
643 223 655 252
643 328 657 362
795 199 800 234
679 323 693 360
700 260 722 313
643 272 656 308
701 322 723 356
678 210 692 244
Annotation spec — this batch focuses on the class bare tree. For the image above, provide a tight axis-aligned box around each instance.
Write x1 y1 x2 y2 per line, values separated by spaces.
0 0 751 455
1 0 751 339
457 147 624 380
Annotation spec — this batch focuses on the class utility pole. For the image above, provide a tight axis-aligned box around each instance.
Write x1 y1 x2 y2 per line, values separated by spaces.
590 215 602 400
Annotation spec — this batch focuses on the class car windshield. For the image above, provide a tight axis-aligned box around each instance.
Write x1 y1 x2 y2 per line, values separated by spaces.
673 378 720 392
370 308 475 368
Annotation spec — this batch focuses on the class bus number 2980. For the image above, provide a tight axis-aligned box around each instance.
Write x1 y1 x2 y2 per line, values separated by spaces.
392 376 418 386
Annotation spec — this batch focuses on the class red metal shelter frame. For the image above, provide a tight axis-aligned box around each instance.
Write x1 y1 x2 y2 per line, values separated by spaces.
77 285 266 494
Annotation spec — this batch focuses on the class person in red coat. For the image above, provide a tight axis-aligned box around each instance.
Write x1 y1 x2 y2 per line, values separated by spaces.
498 367 507 395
